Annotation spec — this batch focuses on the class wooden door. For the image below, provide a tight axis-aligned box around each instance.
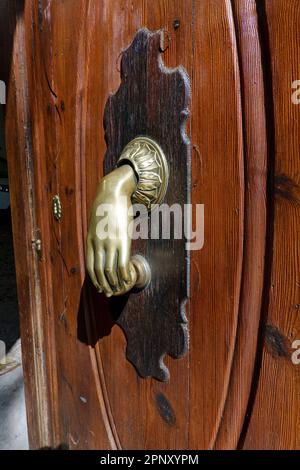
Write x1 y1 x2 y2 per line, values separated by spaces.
3 0 300 449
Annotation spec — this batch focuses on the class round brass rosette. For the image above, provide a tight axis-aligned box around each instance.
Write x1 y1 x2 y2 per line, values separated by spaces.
117 137 169 211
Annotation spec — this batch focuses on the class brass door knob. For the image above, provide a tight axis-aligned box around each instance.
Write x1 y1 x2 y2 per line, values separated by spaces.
86 137 168 297
110 254 152 296
131 254 151 290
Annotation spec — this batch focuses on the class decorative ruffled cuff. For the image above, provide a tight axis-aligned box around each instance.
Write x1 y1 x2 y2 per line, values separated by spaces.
117 137 169 211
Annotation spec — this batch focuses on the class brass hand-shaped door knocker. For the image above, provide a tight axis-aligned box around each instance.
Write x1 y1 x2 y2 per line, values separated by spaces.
86 137 169 297
85 28 190 381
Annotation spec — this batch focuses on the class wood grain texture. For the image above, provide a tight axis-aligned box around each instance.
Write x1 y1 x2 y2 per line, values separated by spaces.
10 0 115 449
93 1 192 450
214 0 267 449
96 0 245 449
187 0 245 449
6 0 299 450
3 0 55 447
6 0 246 449
243 0 300 449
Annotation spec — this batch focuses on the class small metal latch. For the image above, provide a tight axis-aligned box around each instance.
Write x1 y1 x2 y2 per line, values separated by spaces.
53 194 62 220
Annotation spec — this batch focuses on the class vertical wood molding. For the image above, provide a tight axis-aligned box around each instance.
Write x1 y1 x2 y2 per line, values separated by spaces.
188 0 245 449
243 0 300 449
213 0 268 449
5 0 54 448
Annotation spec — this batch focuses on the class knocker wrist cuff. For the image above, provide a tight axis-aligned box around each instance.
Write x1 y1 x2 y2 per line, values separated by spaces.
117 137 169 211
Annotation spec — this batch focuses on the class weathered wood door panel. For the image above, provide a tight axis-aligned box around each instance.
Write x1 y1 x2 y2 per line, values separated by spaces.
3 0 300 449
243 0 300 449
